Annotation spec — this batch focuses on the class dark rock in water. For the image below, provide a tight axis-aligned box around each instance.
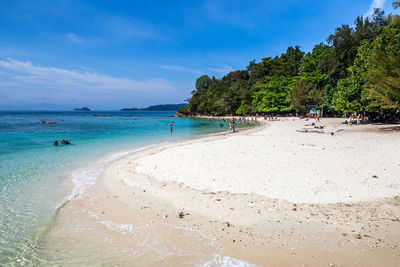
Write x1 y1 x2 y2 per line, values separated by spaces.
74 107 91 111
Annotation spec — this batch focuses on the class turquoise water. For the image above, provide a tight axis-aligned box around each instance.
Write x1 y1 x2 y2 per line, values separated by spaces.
0 111 240 265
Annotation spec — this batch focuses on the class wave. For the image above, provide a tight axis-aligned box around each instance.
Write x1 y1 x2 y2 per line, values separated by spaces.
69 144 160 200
99 219 257 267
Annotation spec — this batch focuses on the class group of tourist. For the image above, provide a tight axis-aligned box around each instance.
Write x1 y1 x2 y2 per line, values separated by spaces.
54 139 71 146
264 114 278 121
227 116 258 133
344 113 368 125
191 115 263 134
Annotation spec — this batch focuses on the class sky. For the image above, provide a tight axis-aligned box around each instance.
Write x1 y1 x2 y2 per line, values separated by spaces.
0 0 396 110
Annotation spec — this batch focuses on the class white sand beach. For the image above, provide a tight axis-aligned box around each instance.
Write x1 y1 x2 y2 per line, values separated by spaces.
136 118 400 204
50 117 400 266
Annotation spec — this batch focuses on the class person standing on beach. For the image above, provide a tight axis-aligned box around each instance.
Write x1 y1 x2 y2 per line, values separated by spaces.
229 120 233 133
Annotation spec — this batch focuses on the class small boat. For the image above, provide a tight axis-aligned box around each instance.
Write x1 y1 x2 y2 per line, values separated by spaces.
41 121 56 125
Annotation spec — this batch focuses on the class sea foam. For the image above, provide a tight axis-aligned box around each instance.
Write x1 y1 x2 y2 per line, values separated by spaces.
69 144 159 200
99 220 257 267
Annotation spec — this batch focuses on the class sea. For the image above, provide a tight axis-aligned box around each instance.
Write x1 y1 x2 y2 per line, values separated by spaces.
0 111 255 266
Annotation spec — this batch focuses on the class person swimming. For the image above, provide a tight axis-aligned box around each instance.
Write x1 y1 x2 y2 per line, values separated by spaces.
59 139 71 145
54 141 59 146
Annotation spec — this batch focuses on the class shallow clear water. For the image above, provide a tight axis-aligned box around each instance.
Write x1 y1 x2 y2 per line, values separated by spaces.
0 111 246 265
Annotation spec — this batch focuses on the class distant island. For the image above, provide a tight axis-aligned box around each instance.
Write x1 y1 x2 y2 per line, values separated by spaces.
73 107 91 111
121 103 188 111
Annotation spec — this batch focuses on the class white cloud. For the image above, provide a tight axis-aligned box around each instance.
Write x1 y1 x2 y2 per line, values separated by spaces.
160 64 233 77
0 58 174 92
62 32 105 46
160 65 203 75
0 90 7 99
199 0 272 30
204 0 251 28
207 65 233 75
65 33 84 43
0 58 179 107
365 0 386 17
103 15 166 42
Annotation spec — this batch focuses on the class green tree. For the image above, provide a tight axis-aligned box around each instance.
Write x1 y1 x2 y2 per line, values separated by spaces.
365 18 400 111
332 40 373 113
187 75 213 114
177 105 189 115
326 12 388 81
298 43 339 112
333 77 370 113
195 75 212 92
252 75 297 113
289 80 324 113
235 100 249 115
327 24 356 80
280 46 305 77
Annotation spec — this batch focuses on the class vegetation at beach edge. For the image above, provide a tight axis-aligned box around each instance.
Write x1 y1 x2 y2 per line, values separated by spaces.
179 1 400 120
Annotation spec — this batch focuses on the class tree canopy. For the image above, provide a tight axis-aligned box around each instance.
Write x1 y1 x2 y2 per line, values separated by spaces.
290 80 324 113
366 17 400 111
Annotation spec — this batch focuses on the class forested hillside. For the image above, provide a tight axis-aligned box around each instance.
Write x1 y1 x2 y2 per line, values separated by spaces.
179 2 400 118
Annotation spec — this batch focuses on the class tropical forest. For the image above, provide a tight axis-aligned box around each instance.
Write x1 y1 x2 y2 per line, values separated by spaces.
179 1 400 120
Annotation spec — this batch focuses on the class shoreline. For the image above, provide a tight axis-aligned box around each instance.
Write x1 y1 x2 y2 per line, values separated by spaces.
49 117 400 266
63 117 259 202
38 121 261 264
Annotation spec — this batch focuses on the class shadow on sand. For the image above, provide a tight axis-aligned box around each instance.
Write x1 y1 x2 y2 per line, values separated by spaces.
379 125 400 132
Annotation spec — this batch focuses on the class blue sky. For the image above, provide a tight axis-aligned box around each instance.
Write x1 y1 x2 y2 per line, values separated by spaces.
0 0 396 110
